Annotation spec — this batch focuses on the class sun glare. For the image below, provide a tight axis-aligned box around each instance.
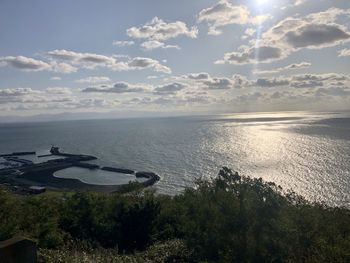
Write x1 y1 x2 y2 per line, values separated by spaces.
256 0 269 5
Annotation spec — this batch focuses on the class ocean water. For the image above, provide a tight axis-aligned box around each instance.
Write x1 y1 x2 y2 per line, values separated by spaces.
0 111 349 207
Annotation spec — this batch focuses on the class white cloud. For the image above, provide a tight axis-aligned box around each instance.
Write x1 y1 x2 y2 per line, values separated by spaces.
217 8 350 64
181 72 349 91
338 48 350 57
82 82 148 94
50 76 62 81
0 56 51 72
242 28 256 40
179 72 249 90
281 0 307 9
255 78 290 87
198 0 270 35
49 61 78 73
126 57 171 74
75 76 111 84
186 72 210 80
141 40 180 50
46 50 116 69
284 24 349 49
112 40 135 47
153 83 187 95
127 17 198 41
202 77 235 90
147 75 159 79
0 88 41 96
72 98 113 109
216 46 283 65
46 50 171 73
315 87 350 97
254 62 311 74
290 73 348 88
46 87 72 94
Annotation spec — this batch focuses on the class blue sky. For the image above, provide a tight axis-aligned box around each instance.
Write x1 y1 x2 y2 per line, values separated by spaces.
0 0 350 120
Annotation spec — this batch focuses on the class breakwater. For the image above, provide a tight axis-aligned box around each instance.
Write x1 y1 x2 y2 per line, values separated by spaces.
101 167 134 174
0 147 160 194
0 151 36 157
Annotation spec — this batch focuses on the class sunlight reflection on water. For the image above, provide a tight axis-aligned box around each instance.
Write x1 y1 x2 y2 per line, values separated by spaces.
0 111 349 206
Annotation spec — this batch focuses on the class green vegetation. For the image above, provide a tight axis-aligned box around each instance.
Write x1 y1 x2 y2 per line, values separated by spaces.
1 167 350 262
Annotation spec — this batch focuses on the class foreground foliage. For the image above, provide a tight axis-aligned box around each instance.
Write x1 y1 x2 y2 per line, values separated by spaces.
38 239 190 263
1 167 350 262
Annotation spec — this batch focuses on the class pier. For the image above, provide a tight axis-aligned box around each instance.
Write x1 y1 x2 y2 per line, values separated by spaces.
0 147 160 194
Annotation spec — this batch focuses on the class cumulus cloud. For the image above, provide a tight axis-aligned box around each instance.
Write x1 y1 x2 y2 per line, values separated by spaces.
126 57 171 73
46 87 72 94
217 8 350 64
315 87 350 97
198 0 270 35
290 73 348 88
20 96 73 104
0 88 41 96
123 94 213 108
46 50 171 73
127 17 198 41
338 48 350 57
0 87 76 109
141 40 180 50
202 77 235 90
46 50 116 69
242 28 256 40
112 40 135 47
0 56 51 71
50 62 78 73
175 72 349 93
292 73 347 82
232 92 265 105
179 73 248 90
284 62 312 70
248 73 349 89
75 76 111 84
255 78 290 87
0 56 76 73
1 50 171 74
147 75 159 80
216 46 282 65
153 83 187 95
285 24 349 49
82 82 147 94
71 98 113 109
254 62 311 74
186 72 210 80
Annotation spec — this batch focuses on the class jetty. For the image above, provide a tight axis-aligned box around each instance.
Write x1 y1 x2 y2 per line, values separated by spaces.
0 146 160 194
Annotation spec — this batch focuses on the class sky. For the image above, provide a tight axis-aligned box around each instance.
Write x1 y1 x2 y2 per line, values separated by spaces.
0 0 350 120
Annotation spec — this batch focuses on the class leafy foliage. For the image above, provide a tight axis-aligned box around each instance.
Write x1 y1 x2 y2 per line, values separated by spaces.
1 167 350 262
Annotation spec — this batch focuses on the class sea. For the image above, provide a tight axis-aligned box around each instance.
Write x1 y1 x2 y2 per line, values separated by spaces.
0 111 349 207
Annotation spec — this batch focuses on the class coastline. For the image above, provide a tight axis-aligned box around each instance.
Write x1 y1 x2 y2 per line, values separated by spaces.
0 148 160 194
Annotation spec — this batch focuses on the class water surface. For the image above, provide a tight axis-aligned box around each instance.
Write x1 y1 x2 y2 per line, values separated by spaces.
0 111 349 206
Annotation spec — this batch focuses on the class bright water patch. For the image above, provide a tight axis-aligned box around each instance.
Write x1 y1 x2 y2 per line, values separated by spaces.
54 167 145 185
0 111 349 206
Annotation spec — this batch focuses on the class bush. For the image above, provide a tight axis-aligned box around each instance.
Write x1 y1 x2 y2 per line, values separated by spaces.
1 167 350 262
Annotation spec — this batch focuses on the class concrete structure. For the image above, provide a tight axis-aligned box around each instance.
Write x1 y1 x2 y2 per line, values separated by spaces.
0 147 160 193
50 146 60 155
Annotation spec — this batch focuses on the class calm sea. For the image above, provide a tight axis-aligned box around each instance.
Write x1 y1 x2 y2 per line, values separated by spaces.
0 111 349 207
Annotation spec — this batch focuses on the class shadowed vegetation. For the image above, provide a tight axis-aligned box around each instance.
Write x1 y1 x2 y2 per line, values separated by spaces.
1 167 349 262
